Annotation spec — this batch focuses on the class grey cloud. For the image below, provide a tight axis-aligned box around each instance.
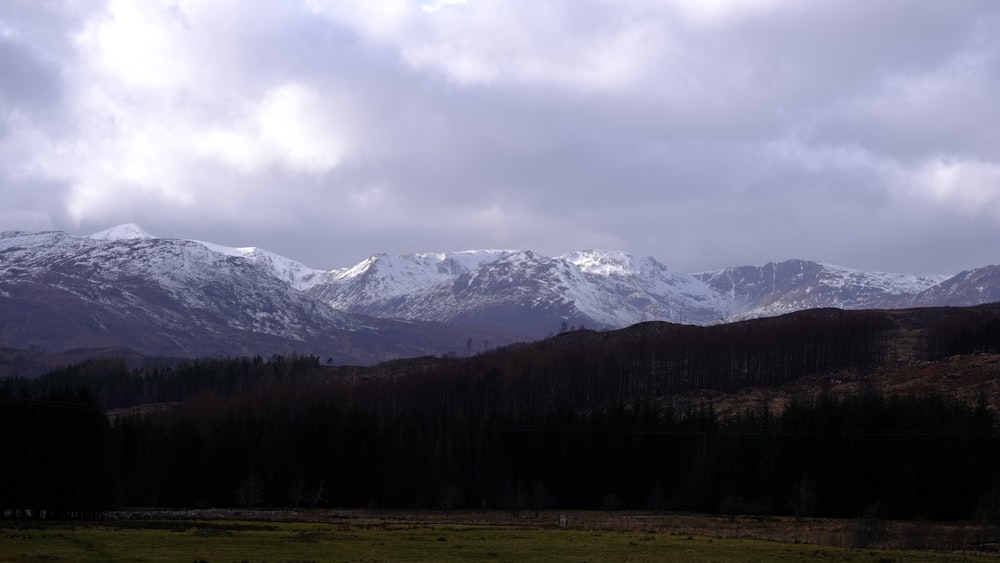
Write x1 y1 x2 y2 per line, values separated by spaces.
0 38 61 111
3 1 1000 277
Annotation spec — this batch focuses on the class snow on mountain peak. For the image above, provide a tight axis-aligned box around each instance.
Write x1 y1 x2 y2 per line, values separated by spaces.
191 240 325 290
331 249 517 298
562 250 638 276
66 228 964 335
89 223 155 241
813 261 950 294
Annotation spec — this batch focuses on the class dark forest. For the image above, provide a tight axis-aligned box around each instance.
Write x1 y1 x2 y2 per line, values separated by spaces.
4 306 1000 522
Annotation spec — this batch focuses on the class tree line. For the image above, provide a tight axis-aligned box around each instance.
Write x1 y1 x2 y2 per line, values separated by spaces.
4 368 999 521
4 306 1000 520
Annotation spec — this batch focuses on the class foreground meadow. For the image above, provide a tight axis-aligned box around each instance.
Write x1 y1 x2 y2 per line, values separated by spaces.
1 512 997 562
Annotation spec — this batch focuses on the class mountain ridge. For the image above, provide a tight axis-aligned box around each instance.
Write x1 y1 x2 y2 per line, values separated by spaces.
0 227 523 364
1 224 995 365
305 247 955 332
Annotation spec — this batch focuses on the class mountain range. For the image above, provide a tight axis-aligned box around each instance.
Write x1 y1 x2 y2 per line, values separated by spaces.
2 223 998 368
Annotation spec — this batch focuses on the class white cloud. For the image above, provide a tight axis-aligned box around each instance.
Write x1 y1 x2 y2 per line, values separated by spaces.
421 0 468 14
22 0 358 226
401 10 664 90
304 0 416 44
307 0 681 91
201 83 351 175
74 0 199 92
306 0 789 93
911 157 1000 216
668 0 784 28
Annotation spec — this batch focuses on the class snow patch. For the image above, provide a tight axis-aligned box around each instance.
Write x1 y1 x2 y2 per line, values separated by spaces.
814 262 950 294
562 250 636 276
89 223 155 240
191 240 326 290
328 250 516 298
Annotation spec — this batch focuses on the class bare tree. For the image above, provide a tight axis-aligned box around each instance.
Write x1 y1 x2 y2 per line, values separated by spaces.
310 477 326 508
289 475 307 509
793 474 816 521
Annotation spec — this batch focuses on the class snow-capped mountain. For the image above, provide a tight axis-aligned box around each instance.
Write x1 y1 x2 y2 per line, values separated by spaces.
307 249 953 335
91 223 327 290
695 259 950 321
562 251 727 325
2 224 997 363
191 239 326 291
910 265 1000 307
0 227 513 363
89 223 156 241
307 249 726 334
311 249 514 306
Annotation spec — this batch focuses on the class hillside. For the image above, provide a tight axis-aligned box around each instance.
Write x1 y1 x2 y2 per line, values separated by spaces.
24 303 1000 415
7 303 1000 522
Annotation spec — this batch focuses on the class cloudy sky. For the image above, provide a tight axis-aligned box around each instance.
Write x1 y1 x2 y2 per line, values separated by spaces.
2 1 999 274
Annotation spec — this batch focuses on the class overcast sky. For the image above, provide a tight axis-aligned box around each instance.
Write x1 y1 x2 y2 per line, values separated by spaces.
2 1 999 274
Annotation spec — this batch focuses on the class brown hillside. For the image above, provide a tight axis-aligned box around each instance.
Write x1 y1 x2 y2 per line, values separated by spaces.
338 304 1000 419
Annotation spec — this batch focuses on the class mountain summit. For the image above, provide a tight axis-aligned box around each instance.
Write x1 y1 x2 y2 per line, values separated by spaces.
89 223 155 241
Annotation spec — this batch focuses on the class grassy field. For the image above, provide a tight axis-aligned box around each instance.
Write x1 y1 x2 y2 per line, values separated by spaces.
1 515 997 563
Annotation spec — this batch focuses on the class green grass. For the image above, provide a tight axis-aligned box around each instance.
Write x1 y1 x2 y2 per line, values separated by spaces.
0 521 993 562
